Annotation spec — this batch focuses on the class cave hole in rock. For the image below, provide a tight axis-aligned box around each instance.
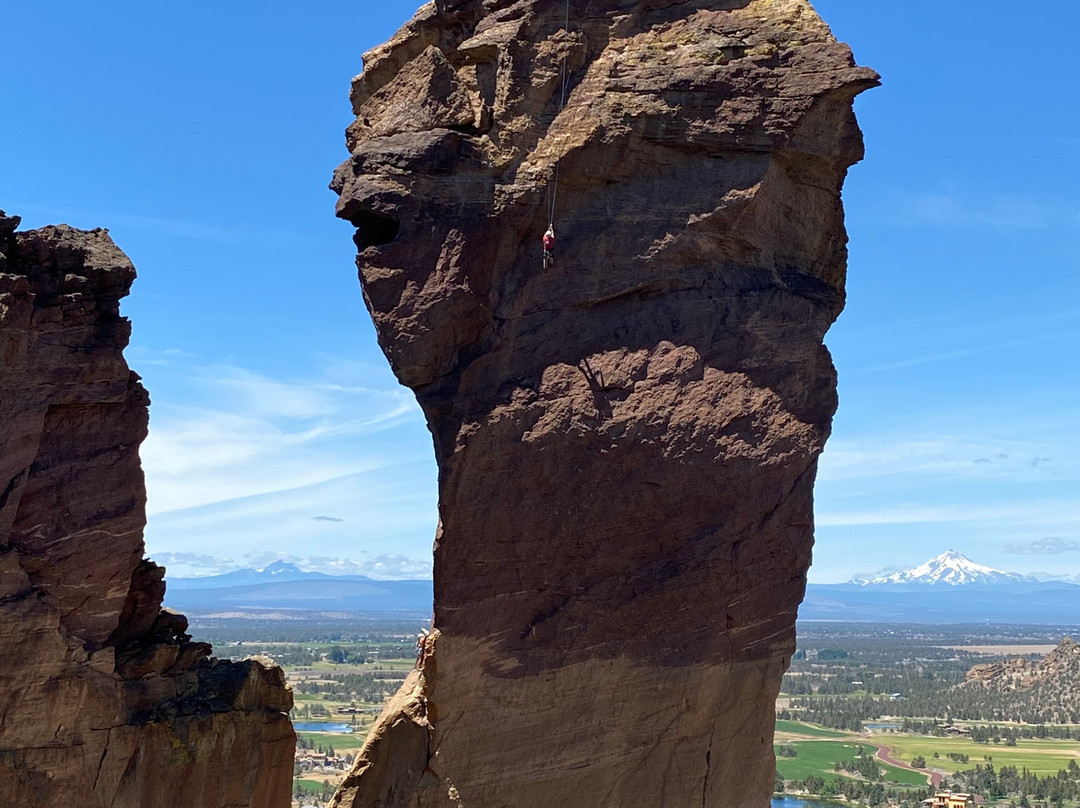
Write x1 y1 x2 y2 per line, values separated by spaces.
351 210 401 249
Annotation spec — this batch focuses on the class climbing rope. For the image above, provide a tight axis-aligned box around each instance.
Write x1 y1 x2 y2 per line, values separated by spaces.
544 0 572 229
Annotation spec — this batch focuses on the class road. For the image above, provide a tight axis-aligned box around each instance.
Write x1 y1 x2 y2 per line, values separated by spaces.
870 742 942 788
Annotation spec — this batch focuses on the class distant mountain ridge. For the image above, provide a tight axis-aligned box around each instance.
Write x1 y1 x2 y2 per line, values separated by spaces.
167 560 376 591
163 561 432 615
849 550 1038 587
801 551 1080 625
162 554 1080 624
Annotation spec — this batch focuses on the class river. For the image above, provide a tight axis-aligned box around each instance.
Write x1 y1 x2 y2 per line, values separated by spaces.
292 721 355 733
772 798 843 808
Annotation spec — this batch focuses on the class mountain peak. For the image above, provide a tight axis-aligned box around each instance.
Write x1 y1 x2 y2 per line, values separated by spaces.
258 560 302 576
851 551 1034 587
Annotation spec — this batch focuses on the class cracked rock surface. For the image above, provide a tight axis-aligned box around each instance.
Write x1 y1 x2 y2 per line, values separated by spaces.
0 212 294 808
331 0 876 805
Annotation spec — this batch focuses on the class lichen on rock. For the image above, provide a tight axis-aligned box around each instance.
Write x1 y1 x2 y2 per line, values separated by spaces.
0 211 294 808
331 0 877 806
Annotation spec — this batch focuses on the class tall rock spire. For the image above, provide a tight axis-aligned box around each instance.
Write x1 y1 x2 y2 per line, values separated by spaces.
331 1 877 805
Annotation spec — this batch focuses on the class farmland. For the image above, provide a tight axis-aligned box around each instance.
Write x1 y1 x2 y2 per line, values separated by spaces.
188 618 1080 807
774 624 1080 807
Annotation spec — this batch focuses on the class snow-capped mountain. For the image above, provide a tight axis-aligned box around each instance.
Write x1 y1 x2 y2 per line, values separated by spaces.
167 560 368 590
849 551 1037 587
262 560 302 576
162 561 433 614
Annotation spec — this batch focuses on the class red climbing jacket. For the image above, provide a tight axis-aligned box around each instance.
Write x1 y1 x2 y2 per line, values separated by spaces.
543 228 555 252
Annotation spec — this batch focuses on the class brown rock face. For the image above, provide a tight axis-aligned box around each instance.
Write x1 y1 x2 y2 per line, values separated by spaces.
964 637 1080 693
0 212 294 808
331 1 876 806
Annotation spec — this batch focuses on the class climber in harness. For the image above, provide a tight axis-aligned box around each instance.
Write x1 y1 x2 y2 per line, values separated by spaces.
542 225 555 269
415 628 430 668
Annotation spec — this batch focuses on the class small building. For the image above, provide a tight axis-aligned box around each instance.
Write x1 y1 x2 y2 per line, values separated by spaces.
923 793 973 808
937 725 971 736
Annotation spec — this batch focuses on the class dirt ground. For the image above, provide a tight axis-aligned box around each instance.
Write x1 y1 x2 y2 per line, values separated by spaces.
939 645 1057 655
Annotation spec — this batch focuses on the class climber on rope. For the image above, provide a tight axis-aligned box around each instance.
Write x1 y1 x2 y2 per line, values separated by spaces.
542 224 556 268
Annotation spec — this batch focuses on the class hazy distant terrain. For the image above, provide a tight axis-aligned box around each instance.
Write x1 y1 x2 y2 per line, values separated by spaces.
164 561 432 616
167 554 1080 625
803 552 1080 625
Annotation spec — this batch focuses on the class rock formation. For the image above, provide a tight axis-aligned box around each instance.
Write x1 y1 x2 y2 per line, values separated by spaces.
965 637 1080 693
331 0 876 805
958 638 1080 725
0 212 294 808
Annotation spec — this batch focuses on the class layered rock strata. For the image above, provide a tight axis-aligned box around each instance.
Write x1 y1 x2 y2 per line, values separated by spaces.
331 0 876 805
0 212 294 808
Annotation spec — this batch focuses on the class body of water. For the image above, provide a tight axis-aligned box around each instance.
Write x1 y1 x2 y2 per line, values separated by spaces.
292 722 355 733
772 798 841 808
864 722 902 730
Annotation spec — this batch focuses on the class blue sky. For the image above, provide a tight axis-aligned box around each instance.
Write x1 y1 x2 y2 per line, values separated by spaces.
3 1 1078 583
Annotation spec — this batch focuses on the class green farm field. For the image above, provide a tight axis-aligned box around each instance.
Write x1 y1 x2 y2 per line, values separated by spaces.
868 733 1080 776
297 731 368 755
774 719 852 739
775 740 928 786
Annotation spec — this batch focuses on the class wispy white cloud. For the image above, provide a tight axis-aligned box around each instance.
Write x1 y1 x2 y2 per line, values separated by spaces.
817 500 1080 528
192 366 353 420
9 202 243 243
152 551 238 574
1004 537 1080 555
909 191 1060 229
9 202 323 245
153 550 433 580
853 328 1079 374
240 552 432 580
126 347 197 367
109 212 242 243
139 355 438 577
819 433 1075 484
142 362 421 515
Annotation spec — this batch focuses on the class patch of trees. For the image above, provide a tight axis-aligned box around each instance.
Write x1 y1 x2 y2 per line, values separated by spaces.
789 697 1080 736
943 760 1080 803
777 771 931 808
834 746 883 781
296 736 338 757
294 671 407 703
899 719 1073 743
787 696 885 731
781 631 1080 727
780 674 813 695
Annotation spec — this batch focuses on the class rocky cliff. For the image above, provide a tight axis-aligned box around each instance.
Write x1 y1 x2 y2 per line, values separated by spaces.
0 212 294 808
964 638 1080 692
958 638 1080 725
331 0 876 806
